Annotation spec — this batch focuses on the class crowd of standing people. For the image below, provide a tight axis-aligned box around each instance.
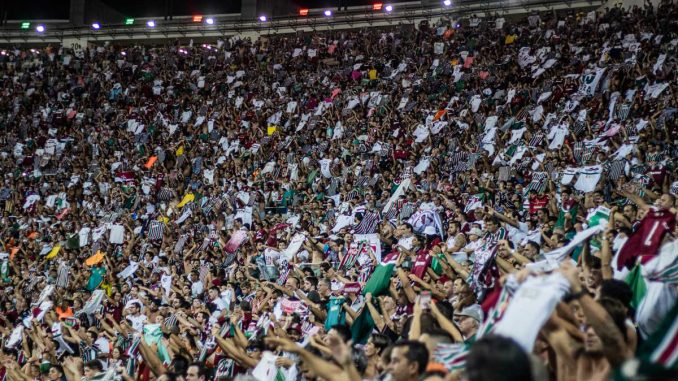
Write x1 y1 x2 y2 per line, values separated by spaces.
0 1 677 380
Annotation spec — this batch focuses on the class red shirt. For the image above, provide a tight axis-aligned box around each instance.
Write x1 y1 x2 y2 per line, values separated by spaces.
411 251 432 279
529 195 549 214
617 208 676 270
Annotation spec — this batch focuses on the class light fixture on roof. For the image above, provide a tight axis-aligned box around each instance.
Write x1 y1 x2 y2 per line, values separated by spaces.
193 15 203 22
443 0 452 6
373 3 383 10
324 9 332 17
36 25 45 33
385 4 393 12
92 22 101 29
146 20 155 28
205 17 214 25
258 15 267 22
299 9 309 16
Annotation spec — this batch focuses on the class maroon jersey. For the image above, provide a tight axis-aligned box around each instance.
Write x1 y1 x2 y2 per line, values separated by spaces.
411 251 432 279
617 208 676 270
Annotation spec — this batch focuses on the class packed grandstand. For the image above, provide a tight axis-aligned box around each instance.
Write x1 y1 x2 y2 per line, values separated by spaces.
0 1 677 381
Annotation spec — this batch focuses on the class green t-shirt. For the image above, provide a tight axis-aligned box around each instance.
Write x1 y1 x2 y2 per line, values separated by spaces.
86 267 106 291
325 296 347 331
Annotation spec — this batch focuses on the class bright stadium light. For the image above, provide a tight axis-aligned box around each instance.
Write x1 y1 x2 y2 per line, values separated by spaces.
258 15 267 22
443 0 452 6
324 9 332 17
147 20 156 28
385 4 393 12
36 25 45 33
92 22 101 29
205 17 214 25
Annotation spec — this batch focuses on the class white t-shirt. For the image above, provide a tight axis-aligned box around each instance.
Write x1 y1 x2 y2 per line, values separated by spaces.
397 236 414 251
126 314 147 332
211 297 228 312
494 273 570 351
191 280 204 297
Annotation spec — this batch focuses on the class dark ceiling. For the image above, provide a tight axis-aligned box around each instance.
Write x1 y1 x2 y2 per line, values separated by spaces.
3 0 417 20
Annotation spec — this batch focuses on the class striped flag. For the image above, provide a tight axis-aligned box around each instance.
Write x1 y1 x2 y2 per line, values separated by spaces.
526 172 548 193
164 314 178 329
464 194 485 213
573 142 584 164
528 132 544 147
642 240 678 285
147 220 164 241
618 103 631 121
434 343 469 371
640 300 678 368
399 202 416 220
354 211 381 234
56 262 70 288
573 121 587 136
476 286 512 337
339 242 364 271
384 198 404 221
606 160 626 181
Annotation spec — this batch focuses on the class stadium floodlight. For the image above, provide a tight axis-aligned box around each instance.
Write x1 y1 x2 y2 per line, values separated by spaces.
324 10 332 17
258 15 267 22
36 25 45 33
205 18 214 25
92 22 101 29
21 22 31 29
385 4 393 12
147 20 156 28
125 18 134 25
443 0 452 6
299 9 309 16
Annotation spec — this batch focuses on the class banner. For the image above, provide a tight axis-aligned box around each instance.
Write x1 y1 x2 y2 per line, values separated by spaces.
543 224 605 262
319 159 332 178
353 233 382 262
224 230 248 253
382 178 411 214
235 206 253 227
283 233 306 260
579 67 606 96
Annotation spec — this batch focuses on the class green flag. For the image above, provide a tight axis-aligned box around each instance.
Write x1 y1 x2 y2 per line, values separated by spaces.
362 263 395 297
66 234 80 250
350 302 376 345
639 301 678 369
625 264 647 310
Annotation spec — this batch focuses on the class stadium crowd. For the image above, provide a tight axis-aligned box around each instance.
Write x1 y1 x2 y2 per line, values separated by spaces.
0 0 677 380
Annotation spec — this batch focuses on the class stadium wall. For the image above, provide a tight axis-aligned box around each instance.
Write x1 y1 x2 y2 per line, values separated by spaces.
1 0 603 47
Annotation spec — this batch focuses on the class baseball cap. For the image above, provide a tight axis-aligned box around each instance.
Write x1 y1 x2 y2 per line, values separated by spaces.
454 304 484 323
